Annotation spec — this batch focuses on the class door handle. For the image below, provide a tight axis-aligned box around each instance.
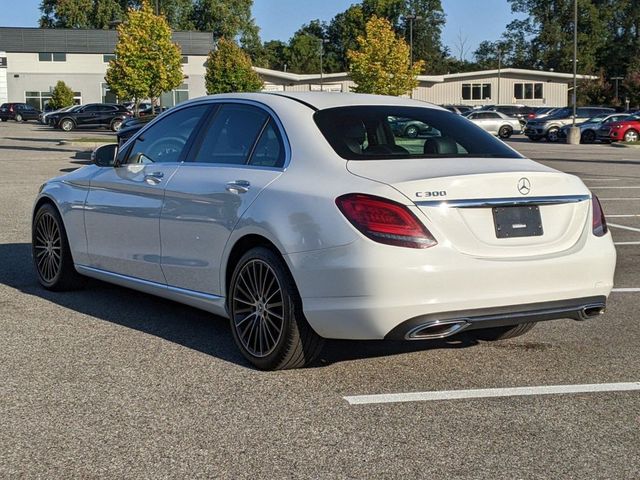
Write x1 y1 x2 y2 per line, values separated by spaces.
225 180 250 194
144 171 164 184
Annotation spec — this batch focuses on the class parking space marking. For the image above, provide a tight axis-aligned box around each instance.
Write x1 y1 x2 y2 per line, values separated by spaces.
614 242 640 245
612 288 640 293
591 186 640 189
608 223 640 233
600 198 640 201
583 178 620 181
608 214 640 218
343 382 640 405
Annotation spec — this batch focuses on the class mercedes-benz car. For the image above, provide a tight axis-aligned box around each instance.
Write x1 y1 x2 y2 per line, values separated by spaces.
559 113 630 143
32 93 616 370
465 110 522 138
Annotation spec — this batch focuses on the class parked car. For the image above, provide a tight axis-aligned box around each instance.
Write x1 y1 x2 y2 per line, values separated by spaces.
441 105 473 115
524 107 615 142
48 103 131 132
32 92 615 370
559 113 631 143
604 115 640 143
0 103 42 122
39 105 79 125
116 114 156 146
531 107 561 120
388 116 440 138
465 110 522 138
481 104 536 126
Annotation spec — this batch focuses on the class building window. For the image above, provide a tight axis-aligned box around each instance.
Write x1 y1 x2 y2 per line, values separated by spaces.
103 54 116 63
38 53 66 62
181 56 188 64
462 83 491 101
514 82 544 100
25 90 81 110
160 83 189 108
102 83 118 104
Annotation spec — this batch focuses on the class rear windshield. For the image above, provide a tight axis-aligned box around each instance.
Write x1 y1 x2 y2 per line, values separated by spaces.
313 106 522 160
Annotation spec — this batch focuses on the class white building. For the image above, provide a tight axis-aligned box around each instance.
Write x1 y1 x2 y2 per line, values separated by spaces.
0 27 594 109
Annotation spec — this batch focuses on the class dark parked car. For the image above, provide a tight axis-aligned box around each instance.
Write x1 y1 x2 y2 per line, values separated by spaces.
0 103 42 122
116 114 157 146
481 104 536 126
524 106 615 142
441 105 473 115
48 103 131 132
388 116 440 138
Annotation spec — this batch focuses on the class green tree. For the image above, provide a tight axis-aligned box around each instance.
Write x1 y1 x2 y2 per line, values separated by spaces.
326 4 366 71
398 0 447 74
40 0 93 28
192 0 258 39
577 71 613 106
205 37 263 94
347 16 423 96
49 81 75 109
105 0 183 111
261 40 290 71
623 70 640 109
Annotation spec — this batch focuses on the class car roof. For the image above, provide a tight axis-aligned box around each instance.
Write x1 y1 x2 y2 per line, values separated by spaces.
185 92 446 112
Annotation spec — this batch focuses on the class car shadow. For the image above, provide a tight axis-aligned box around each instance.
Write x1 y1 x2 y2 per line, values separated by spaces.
0 242 480 370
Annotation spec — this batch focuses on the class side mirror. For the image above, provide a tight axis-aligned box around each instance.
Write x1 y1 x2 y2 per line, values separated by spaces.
92 144 118 167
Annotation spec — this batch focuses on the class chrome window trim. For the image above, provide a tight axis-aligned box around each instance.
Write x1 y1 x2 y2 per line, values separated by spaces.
416 194 590 208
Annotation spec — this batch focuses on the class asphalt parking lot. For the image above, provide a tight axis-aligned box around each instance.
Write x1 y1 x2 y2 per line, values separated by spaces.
1 122 639 479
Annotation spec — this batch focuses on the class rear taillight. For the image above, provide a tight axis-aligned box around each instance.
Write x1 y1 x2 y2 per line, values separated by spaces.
592 194 607 237
336 193 437 249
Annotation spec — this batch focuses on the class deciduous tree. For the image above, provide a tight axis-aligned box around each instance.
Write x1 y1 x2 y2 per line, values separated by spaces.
105 0 183 111
49 81 75 109
205 37 263 94
347 16 423 96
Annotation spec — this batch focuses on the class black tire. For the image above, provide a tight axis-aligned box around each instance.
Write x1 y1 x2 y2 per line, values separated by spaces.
405 125 419 138
60 118 74 132
546 127 560 142
581 130 596 144
498 125 513 139
229 247 324 370
472 322 536 341
32 203 85 291
111 118 123 132
15 113 23 122
624 129 639 143
527 136 542 142
1 118 7 122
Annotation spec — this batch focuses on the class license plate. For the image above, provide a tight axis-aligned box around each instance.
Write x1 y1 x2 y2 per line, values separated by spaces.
493 206 543 238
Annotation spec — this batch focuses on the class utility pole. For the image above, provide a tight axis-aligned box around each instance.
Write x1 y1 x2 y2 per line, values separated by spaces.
497 49 502 105
319 38 328 91
568 0 580 144
155 0 159 15
612 76 624 103
405 13 422 99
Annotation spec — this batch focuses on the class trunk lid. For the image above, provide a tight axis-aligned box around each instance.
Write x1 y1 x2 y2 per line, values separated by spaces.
347 158 591 258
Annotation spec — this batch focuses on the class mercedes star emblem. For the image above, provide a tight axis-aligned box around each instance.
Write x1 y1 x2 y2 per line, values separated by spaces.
518 177 531 195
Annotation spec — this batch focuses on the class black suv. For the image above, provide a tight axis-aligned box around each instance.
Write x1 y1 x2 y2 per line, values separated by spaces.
524 106 615 142
48 103 131 132
0 103 42 122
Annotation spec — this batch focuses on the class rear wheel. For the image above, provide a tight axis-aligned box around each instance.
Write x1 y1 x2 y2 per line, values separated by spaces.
405 125 419 138
1 118 7 122
581 129 596 144
111 118 123 132
624 129 639 143
546 127 560 142
15 113 23 122
32 203 85 291
229 247 324 370
472 322 536 341
498 125 513 139
60 118 74 132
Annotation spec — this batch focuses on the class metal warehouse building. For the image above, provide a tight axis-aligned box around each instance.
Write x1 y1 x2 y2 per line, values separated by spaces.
0 27 593 109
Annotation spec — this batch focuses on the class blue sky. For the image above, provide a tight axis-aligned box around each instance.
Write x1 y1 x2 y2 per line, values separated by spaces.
6 0 517 59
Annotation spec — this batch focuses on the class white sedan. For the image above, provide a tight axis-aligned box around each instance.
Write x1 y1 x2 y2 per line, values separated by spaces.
32 93 616 370
465 110 523 138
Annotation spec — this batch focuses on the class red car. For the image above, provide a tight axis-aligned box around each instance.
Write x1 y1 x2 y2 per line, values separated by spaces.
607 115 640 143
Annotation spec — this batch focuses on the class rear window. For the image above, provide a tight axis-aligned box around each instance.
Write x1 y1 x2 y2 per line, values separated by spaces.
313 106 522 160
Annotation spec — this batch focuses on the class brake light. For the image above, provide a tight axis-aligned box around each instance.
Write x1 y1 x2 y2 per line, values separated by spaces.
336 193 437 249
592 194 607 237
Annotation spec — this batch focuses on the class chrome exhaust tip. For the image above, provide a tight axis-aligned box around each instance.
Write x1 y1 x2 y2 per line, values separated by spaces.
406 319 469 340
578 304 606 321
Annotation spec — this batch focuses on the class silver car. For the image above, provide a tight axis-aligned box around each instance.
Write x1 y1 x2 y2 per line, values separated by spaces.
559 113 630 143
465 111 522 139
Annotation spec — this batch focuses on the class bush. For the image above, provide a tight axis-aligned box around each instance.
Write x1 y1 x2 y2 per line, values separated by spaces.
49 81 75 110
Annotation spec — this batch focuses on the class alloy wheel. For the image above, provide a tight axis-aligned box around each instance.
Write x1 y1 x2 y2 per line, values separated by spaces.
624 130 639 143
33 212 62 283
231 259 285 358
61 120 73 132
15 114 23 122
406 126 418 138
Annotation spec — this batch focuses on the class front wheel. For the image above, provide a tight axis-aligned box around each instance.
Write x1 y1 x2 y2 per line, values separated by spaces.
229 247 324 370
624 129 639 143
498 126 513 139
32 203 85 291
60 119 74 132
472 322 536 341
581 130 596 144
15 113 23 122
546 128 560 142
404 125 419 138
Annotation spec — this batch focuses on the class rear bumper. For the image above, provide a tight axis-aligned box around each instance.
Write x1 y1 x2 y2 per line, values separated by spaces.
285 232 616 340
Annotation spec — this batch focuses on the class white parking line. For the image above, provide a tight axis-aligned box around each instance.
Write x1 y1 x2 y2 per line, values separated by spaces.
343 382 640 405
608 223 640 233
583 178 620 181
612 288 640 293
600 198 640 201
614 242 640 245
591 186 640 189
608 214 640 218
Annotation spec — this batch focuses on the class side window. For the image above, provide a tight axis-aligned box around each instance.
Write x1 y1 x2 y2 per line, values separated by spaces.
98 105 116 112
84 105 100 113
125 105 209 164
193 104 268 165
249 120 285 168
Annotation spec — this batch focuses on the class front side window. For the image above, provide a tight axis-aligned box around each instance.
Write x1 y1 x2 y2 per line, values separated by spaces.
314 106 522 160
192 104 268 165
125 105 209 164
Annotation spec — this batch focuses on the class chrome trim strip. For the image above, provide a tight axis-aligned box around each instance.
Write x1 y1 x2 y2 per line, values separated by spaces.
416 194 590 208
75 265 227 316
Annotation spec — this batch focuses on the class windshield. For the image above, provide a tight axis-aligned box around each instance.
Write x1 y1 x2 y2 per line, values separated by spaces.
313 106 522 160
586 115 608 123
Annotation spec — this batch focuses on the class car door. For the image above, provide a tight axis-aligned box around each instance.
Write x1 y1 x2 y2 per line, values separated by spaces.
96 105 116 127
84 103 211 283
75 105 101 127
160 102 286 295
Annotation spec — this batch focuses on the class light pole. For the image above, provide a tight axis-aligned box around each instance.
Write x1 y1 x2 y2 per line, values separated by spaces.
497 48 502 105
612 76 623 103
405 13 422 68
319 38 329 91
568 0 580 144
